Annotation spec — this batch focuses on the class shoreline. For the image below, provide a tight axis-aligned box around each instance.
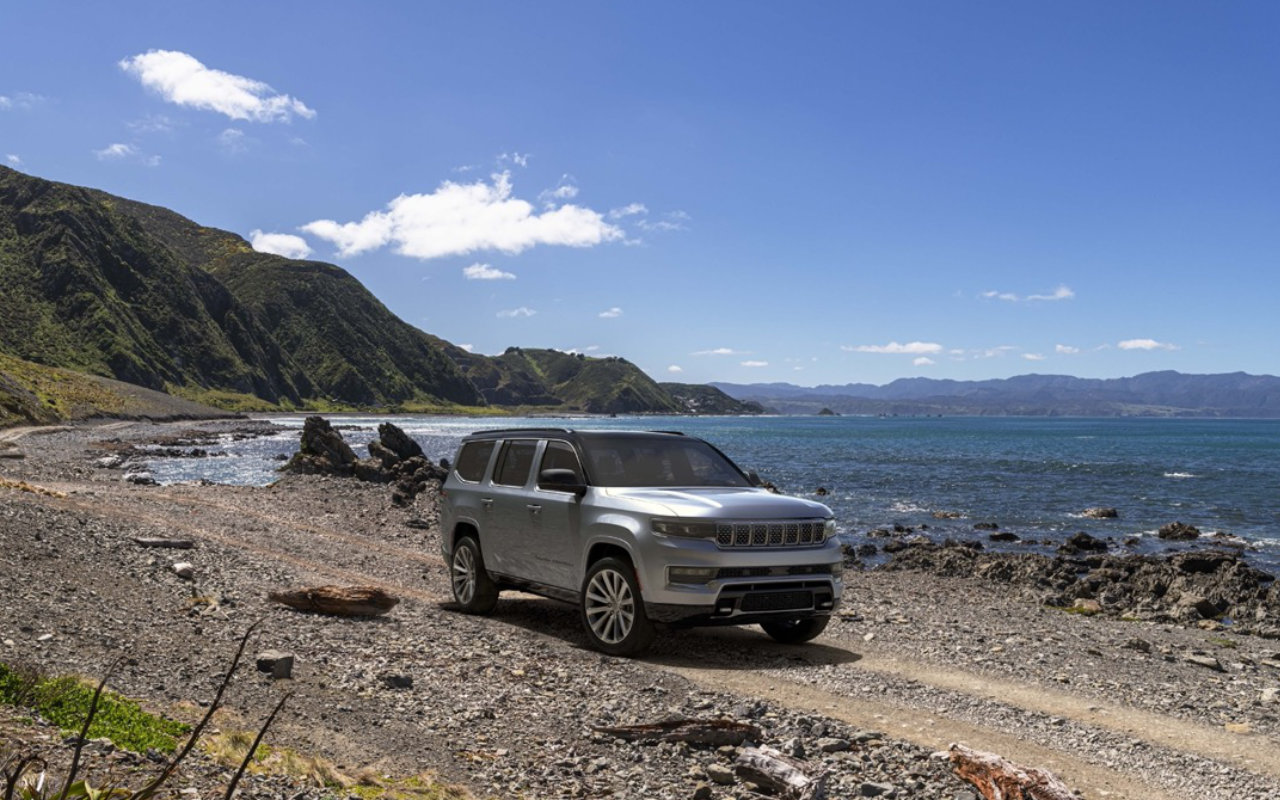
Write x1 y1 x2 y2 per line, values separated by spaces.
2 420 1279 799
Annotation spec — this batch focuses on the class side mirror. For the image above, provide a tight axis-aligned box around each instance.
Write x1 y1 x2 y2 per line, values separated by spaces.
747 470 763 487
538 468 588 497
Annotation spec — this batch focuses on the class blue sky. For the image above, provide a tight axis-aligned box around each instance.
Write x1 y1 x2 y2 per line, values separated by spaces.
3 2 1277 387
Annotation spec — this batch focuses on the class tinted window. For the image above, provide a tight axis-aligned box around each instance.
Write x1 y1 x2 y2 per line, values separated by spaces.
582 437 751 488
539 441 584 482
455 441 495 482
494 440 538 487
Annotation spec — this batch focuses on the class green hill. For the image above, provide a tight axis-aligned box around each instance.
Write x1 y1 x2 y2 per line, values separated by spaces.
660 383 765 415
0 167 712 423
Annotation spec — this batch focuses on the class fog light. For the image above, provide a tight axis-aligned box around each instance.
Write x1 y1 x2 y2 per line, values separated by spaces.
668 566 716 584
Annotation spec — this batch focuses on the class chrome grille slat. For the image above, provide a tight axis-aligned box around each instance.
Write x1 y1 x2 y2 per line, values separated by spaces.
715 520 826 549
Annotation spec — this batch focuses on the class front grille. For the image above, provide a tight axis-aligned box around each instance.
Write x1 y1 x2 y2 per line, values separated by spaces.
740 590 814 613
716 520 826 549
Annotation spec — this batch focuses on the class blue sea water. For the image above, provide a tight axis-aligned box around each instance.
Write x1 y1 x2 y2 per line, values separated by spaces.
144 414 1280 569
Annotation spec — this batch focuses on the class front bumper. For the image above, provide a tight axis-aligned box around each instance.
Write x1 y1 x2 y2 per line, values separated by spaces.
645 576 840 626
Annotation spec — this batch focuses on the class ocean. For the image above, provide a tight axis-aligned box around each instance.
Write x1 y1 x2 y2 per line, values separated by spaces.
144 414 1280 570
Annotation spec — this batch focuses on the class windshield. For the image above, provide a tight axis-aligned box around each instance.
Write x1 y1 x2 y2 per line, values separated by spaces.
581 436 753 488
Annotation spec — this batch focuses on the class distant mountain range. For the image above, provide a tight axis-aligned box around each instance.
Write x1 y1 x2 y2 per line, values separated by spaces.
713 372 1280 418
0 166 752 424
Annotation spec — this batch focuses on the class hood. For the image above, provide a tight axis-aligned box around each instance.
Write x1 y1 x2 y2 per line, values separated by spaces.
598 486 832 519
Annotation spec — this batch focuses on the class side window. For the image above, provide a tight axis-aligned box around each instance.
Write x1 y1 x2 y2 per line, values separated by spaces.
493 440 538 487
539 441 583 482
454 441 495 483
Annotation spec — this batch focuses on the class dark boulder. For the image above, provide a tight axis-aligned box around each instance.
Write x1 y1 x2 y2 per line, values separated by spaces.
1082 507 1119 519
378 422 424 461
282 416 357 475
1158 521 1201 541
1058 532 1108 555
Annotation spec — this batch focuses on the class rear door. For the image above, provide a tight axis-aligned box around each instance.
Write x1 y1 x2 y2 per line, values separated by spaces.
484 438 540 577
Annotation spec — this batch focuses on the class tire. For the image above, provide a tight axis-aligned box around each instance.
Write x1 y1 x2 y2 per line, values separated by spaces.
760 615 830 644
450 536 499 614
580 557 655 657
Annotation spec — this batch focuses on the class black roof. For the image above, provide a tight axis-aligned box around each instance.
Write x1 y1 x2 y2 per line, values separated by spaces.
462 428 688 443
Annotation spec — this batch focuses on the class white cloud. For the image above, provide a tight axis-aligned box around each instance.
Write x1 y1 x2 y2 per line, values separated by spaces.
249 229 312 259
976 346 1018 359
539 175 579 206
457 343 474 352
843 341 943 355
1118 338 1178 351
609 203 648 220
0 93 44 111
5 154 20 166
93 143 161 166
119 50 315 122
128 113 177 134
497 307 536 318
302 171 624 260
983 285 1075 303
913 357 935 366
598 307 623 319
741 360 769 368
667 365 683 373
1028 285 1075 301
499 152 530 167
463 263 516 280
219 128 249 155
692 347 745 356
1023 353 1047 361
637 210 690 232
1055 344 1080 355
95 143 137 160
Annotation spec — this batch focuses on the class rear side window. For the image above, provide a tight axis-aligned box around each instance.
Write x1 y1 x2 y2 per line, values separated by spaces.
454 441 495 483
494 440 538 487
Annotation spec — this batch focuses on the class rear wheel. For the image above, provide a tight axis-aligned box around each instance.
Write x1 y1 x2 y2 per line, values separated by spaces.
451 536 498 614
760 616 829 644
581 557 655 657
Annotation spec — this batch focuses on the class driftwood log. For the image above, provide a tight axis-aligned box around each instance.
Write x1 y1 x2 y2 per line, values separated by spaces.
949 743 1076 800
734 745 827 800
267 585 400 617
133 536 195 549
592 718 762 747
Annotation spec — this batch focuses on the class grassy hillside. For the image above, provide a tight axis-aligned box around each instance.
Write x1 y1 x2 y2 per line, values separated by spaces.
0 167 702 417
0 352 236 427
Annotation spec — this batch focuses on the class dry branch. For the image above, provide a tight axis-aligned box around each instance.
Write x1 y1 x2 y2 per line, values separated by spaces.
592 718 762 747
734 745 827 800
267 585 400 616
949 743 1076 800
132 537 195 549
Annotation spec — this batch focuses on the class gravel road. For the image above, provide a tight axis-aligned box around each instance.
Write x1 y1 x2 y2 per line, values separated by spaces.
2 420 1278 800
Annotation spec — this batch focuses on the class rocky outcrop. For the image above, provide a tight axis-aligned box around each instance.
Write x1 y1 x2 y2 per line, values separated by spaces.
281 416 446 505
881 542 1280 637
1158 521 1201 541
282 416 358 475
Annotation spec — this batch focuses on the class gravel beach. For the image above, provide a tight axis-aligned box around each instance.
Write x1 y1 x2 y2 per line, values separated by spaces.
2 420 1279 800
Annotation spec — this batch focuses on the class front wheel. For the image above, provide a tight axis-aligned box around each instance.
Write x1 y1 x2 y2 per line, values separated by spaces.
760 616 829 644
581 557 655 657
451 536 499 614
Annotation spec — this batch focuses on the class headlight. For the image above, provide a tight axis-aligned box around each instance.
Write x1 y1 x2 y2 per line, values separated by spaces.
652 519 718 538
823 518 837 541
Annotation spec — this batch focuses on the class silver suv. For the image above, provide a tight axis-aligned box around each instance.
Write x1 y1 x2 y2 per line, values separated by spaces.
439 428 843 656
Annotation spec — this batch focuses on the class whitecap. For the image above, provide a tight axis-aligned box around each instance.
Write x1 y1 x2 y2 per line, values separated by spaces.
1163 472 1197 479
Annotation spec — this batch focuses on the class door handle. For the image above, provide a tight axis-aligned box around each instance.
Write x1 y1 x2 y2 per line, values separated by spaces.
526 504 542 515
481 498 494 510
